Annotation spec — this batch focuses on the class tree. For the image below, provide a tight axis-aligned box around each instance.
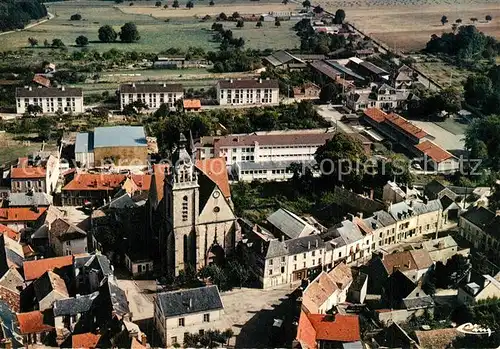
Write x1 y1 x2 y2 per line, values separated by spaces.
209 0 214 5
129 2 134 5
223 329 234 345
228 260 249 288
302 0 311 8
26 104 43 117
218 12 227 21
446 254 470 286
236 19 244 28
172 0 179 8
51 38 65 48
282 0 288 4
43 39 49 47
486 15 492 22
334 9 346 24
456 18 462 24
119 22 140 42
115 0 124 3
466 115 500 170
441 15 448 25
451 23 458 33
256 20 262 27
275 18 281 27
319 83 340 103
28 37 38 47
313 5 323 14
470 17 478 23
232 11 240 19
75 35 89 47
163 4 168 8
98 25 117 42
70 13 82 20
155 1 161 6
186 0 194 8
36 116 52 141
123 100 148 115
464 75 492 110
422 267 436 296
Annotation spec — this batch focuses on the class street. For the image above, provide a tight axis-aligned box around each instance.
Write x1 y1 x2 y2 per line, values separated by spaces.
316 104 354 133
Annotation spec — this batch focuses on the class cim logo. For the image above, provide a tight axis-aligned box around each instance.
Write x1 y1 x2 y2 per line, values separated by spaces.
456 323 495 337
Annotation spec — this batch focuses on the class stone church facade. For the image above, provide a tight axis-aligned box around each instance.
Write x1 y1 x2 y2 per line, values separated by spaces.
159 135 239 276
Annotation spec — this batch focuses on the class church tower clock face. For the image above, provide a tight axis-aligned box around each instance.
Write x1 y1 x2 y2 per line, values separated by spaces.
212 190 220 198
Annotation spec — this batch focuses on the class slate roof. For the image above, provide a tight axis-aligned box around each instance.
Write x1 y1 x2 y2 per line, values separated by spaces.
424 179 447 196
403 295 434 310
440 195 456 211
93 126 147 148
267 208 314 239
104 277 130 317
119 83 183 94
156 285 223 318
34 270 69 302
7 192 52 207
284 235 324 255
461 206 495 229
16 86 82 98
84 253 113 276
265 239 288 259
53 291 99 317
364 210 396 230
75 132 94 153
359 61 389 75
218 79 279 89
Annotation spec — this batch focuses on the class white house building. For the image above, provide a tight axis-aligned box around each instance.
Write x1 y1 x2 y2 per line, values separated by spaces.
119 83 184 110
216 78 279 106
15 86 83 115
196 129 337 182
154 286 224 347
48 218 88 256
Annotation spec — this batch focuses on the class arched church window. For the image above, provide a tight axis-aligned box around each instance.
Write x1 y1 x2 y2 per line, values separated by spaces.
182 195 188 221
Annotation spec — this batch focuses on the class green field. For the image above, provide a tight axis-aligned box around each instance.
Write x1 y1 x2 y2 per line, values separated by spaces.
0 1 300 52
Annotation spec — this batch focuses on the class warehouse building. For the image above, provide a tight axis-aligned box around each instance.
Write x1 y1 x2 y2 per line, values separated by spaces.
75 126 148 169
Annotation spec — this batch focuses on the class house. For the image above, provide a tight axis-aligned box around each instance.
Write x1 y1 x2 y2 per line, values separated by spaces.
263 50 305 69
267 208 319 240
183 99 202 112
119 83 184 110
347 83 419 111
415 140 459 173
32 74 50 88
295 311 361 349
10 154 60 194
414 328 464 349
124 251 153 277
154 285 224 347
15 86 83 115
216 79 279 106
0 223 21 241
293 82 321 100
30 206 65 251
53 291 99 333
422 235 469 263
74 126 149 169
310 60 365 86
48 218 87 256
457 272 500 304
348 272 368 304
33 270 69 311
74 252 113 293
367 249 433 293
6 192 52 207
459 206 500 259
0 207 47 232
22 255 73 282
382 270 433 311
394 65 416 90
382 181 419 204
16 310 54 346
0 267 24 312
196 129 335 182
157 135 238 276
423 179 457 201
301 263 353 314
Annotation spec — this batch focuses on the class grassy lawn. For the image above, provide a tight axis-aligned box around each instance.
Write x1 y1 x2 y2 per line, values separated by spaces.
0 132 58 166
0 1 299 52
413 59 470 89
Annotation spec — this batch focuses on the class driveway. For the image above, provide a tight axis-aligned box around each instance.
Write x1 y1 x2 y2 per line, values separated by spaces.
316 105 354 133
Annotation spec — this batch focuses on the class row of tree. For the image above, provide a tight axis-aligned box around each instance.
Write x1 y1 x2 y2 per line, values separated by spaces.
98 22 140 43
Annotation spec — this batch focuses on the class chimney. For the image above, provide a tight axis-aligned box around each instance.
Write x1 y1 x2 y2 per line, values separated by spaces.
28 86 32 91
61 86 65 91
132 83 136 88
259 78 262 83
281 235 285 242
189 298 192 308
230 79 233 83
308 241 311 250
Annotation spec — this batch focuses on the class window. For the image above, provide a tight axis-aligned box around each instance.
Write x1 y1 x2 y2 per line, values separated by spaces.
318 258 321 264
294 264 297 270
269 269 272 275
203 313 210 322
178 318 185 327
303 262 306 268
281 266 285 273
281 257 285 263
66 241 71 246
293 255 297 261
338 252 342 258
269 259 273 266
182 196 188 221
303 253 306 259
312 251 315 257
416 292 419 297
312 259 315 265
171 337 177 344
199 329 205 335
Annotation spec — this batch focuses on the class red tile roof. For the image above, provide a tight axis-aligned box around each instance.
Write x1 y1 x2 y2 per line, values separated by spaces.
297 312 360 347
62 174 126 191
386 112 428 139
0 207 47 223
183 99 202 109
33 74 51 88
17 311 53 335
152 164 170 203
10 166 46 179
415 140 454 163
196 158 231 199
72 332 101 349
0 224 20 241
23 255 73 281
130 174 152 191
364 108 387 123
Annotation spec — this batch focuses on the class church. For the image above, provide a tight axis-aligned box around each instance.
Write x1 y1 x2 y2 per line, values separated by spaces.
149 134 239 276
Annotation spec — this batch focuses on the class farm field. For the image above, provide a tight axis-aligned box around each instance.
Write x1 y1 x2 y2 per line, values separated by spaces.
0 0 300 52
324 2 500 52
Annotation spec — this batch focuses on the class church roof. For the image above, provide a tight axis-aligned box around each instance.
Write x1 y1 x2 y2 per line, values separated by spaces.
195 158 230 199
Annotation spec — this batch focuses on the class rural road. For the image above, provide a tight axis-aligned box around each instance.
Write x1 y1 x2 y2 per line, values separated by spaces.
0 12 54 37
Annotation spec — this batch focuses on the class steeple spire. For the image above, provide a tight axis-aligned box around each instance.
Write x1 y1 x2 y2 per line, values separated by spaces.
170 133 196 185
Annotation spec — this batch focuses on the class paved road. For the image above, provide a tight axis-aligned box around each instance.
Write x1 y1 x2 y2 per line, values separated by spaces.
316 105 353 133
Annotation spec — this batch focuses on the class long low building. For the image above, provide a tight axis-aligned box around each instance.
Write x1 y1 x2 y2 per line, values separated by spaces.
216 78 279 106
16 86 83 115
119 83 184 110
